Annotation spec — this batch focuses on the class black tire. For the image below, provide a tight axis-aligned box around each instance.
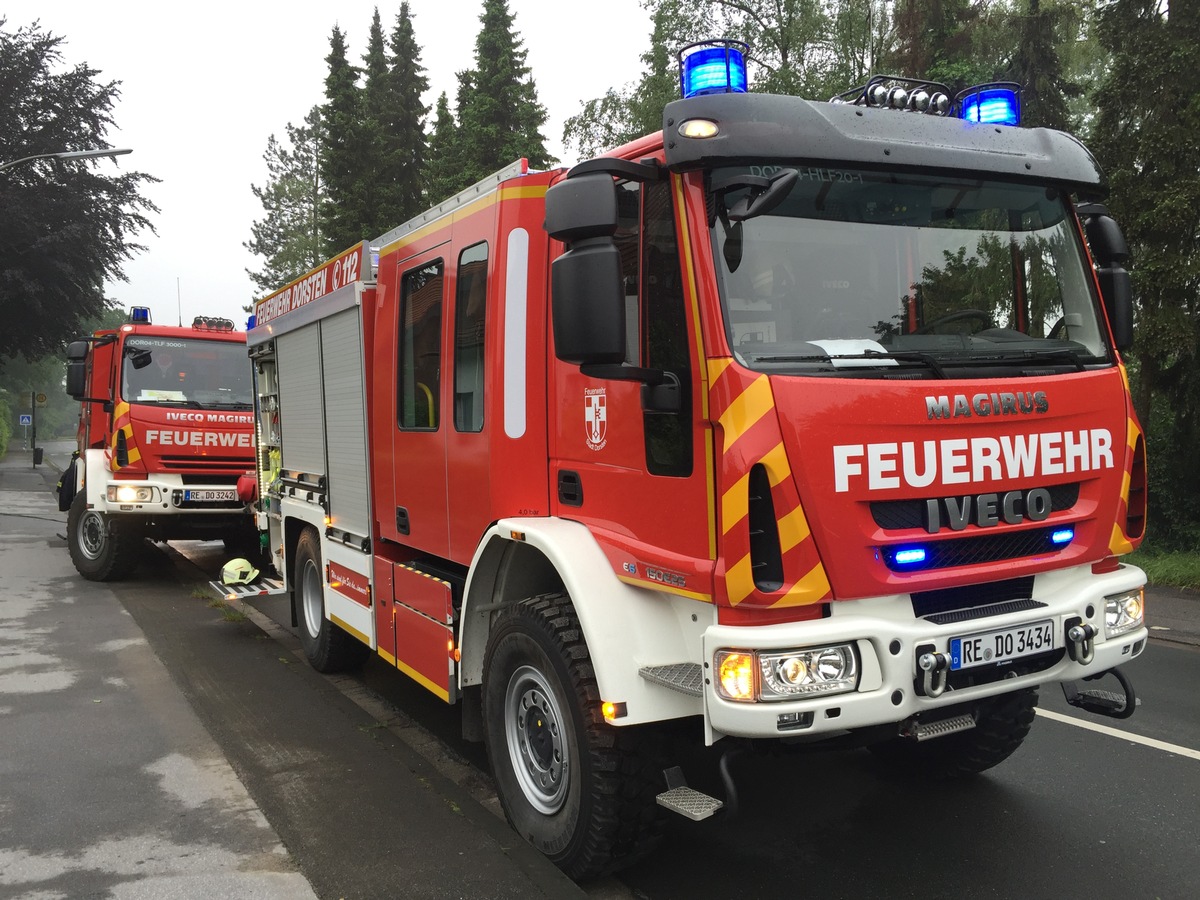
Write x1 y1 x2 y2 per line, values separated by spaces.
481 593 663 881
868 688 1039 778
67 491 141 581
294 528 370 673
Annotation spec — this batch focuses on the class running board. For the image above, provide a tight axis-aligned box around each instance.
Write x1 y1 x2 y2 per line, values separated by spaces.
639 663 703 697
208 577 286 601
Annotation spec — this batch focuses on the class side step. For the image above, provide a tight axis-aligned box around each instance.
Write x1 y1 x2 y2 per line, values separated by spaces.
908 712 976 742
639 663 703 697
1062 666 1136 720
208 577 286 601
656 766 723 821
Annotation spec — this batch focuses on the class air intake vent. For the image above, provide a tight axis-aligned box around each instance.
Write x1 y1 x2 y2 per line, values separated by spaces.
748 464 783 591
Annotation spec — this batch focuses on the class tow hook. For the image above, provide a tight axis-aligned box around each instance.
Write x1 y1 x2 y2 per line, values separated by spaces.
1061 666 1137 719
918 651 950 698
1066 617 1096 664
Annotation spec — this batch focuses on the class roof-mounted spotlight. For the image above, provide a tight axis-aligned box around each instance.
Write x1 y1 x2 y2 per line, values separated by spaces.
831 75 954 116
678 39 749 99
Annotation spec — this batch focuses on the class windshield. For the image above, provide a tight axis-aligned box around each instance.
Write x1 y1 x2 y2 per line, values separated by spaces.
711 165 1111 376
121 336 252 409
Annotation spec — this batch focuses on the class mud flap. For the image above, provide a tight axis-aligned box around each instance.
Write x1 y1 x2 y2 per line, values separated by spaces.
56 453 79 512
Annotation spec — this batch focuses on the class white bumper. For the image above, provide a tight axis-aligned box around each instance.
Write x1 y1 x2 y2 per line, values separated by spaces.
702 563 1147 740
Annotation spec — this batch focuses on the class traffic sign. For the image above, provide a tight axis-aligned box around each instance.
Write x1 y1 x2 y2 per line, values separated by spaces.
19 414 32 426
34 392 48 408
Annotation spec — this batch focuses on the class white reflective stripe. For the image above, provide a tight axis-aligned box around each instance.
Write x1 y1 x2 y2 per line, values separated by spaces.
1036 708 1200 761
504 228 529 439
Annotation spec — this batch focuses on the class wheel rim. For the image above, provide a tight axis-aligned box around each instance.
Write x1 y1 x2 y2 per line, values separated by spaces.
77 510 108 561
504 664 569 814
300 557 323 639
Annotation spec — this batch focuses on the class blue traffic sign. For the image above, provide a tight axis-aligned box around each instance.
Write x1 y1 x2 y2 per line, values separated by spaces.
19 414 32 426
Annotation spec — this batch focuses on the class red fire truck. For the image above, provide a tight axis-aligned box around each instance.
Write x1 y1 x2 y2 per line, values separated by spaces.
234 45 1147 878
62 307 256 580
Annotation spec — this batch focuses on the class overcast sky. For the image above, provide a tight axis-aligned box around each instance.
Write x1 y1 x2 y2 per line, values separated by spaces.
5 0 651 329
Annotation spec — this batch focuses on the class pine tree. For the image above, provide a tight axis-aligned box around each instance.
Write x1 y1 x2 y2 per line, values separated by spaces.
320 24 365 255
425 92 462 205
383 2 430 223
1007 0 1077 131
457 0 554 185
245 106 324 299
358 9 390 240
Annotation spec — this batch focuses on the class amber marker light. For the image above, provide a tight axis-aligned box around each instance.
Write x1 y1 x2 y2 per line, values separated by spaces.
715 650 756 702
601 701 628 720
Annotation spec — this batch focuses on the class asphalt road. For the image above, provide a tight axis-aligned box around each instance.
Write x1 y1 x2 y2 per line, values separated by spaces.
10 446 1200 898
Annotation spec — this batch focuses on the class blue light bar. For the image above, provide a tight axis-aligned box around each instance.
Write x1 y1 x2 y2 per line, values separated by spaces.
128 306 151 324
893 547 928 566
1050 527 1075 545
958 84 1021 126
680 41 748 99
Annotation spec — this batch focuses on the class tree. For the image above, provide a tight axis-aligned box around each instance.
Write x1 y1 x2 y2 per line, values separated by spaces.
563 1 684 159
320 24 365 255
0 19 158 362
1006 0 1078 130
245 106 324 298
425 91 462 205
383 2 430 224
357 8 391 240
456 0 554 186
1090 0 1200 547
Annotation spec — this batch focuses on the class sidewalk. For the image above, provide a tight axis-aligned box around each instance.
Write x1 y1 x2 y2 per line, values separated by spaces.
0 449 319 899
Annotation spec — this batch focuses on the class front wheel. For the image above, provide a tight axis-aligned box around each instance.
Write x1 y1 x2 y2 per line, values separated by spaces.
482 593 663 881
868 688 1039 778
67 491 141 581
294 528 369 673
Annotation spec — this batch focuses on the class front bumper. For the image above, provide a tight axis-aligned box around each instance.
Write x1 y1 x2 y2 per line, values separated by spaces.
702 563 1146 740
98 476 244 515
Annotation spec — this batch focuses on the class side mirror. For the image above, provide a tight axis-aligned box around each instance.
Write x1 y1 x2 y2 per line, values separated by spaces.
1081 213 1134 353
546 174 626 365
65 340 89 400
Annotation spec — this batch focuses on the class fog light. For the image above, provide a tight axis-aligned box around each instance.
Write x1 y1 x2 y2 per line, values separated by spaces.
1104 588 1144 639
715 650 756 702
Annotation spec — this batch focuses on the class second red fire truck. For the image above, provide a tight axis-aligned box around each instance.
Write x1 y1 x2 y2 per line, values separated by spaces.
231 44 1148 878
63 308 256 580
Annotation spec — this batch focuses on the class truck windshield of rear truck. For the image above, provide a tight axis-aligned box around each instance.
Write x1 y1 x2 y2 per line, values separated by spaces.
709 164 1113 376
120 336 253 409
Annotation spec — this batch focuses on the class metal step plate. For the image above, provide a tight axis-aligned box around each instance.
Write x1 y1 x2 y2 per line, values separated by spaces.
912 712 976 742
656 786 724 821
639 663 704 697
208 577 286 601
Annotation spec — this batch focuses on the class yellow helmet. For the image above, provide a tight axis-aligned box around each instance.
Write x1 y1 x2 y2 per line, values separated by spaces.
221 557 259 585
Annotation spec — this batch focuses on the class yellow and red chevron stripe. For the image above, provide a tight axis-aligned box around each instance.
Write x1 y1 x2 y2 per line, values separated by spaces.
709 358 831 609
1109 414 1146 555
107 401 142 472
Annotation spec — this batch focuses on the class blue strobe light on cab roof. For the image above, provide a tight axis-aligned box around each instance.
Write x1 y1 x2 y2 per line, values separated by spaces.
957 83 1022 126
679 40 749 99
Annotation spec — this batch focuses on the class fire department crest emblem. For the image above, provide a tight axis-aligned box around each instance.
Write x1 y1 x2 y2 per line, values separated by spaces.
584 388 607 451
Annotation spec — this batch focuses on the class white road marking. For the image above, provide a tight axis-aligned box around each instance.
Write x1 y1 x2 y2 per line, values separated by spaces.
1036 708 1200 761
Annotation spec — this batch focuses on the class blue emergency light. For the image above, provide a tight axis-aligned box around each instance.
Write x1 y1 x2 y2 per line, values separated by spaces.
957 83 1021 126
1050 527 1075 546
128 306 151 324
892 546 928 567
679 40 748 99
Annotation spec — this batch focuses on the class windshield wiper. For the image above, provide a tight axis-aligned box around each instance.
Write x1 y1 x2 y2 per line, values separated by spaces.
749 351 949 378
972 348 1091 371
862 350 949 379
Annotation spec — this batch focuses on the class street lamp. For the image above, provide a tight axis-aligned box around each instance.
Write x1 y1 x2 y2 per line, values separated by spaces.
0 147 132 173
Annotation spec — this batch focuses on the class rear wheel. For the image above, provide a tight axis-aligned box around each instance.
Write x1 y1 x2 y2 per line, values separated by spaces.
868 688 1039 778
67 492 141 581
294 528 369 672
482 593 663 881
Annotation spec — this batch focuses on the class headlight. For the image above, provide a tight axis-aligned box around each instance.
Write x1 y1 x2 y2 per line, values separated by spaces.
1104 588 1144 639
714 644 859 702
108 485 157 503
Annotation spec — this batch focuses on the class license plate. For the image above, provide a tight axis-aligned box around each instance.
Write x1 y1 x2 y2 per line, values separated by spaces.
949 620 1055 671
184 489 237 502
